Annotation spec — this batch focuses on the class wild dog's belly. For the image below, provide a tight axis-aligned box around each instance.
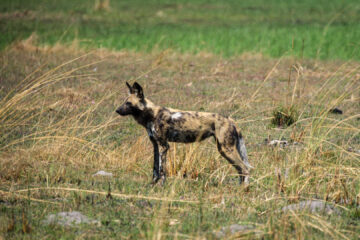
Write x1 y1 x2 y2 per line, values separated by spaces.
164 128 213 143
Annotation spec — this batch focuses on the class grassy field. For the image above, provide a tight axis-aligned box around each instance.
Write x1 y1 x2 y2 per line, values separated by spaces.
0 40 359 239
1 0 360 60
1 0 360 239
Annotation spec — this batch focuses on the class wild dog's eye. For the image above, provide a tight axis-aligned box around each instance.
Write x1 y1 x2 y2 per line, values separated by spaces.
126 102 132 106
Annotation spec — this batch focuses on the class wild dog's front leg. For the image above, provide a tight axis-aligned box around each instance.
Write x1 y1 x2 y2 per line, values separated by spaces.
159 142 169 185
149 136 161 184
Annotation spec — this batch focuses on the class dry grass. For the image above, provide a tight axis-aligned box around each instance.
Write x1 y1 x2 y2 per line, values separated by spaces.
94 0 111 12
0 42 359 239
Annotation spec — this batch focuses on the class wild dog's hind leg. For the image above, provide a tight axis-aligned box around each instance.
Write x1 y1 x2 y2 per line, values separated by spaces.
215 125 250 185
217 142 249 184
159 142 169 185
236 134 251 184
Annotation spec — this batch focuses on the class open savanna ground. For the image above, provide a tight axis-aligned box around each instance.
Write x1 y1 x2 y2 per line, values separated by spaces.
0 39 359 239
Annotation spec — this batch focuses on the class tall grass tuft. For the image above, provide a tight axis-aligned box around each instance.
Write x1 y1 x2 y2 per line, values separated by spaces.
271 105 299 127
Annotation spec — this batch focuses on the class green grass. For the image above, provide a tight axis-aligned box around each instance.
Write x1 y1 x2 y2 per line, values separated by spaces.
1 0 360 60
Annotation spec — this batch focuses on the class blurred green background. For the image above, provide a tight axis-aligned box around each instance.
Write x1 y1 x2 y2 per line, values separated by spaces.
1 0 360 60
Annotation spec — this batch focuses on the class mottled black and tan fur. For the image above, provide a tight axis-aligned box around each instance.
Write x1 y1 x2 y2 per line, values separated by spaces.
116 82 252 185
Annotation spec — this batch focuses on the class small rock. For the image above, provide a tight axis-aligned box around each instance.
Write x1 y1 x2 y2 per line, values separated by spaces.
347 147 360 154
282 200 341 215
329 108 343 114
169 219 179 226
42 211 100 227
215 224 254 238
268 140 288 147
93 170 113 177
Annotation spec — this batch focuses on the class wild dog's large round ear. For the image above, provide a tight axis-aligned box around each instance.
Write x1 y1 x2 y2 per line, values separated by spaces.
132 82 144 100
126 82 133 94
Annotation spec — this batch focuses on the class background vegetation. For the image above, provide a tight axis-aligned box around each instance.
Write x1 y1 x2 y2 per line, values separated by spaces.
0 0 359 239
1 0 360 59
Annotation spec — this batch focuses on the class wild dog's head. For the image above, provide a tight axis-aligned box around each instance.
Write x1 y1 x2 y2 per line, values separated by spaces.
116 82 145 116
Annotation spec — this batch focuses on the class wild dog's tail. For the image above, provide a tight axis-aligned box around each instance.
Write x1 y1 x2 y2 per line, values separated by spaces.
237 133 253 169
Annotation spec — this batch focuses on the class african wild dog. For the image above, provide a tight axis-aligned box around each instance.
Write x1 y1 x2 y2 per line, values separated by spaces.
116 82 253 185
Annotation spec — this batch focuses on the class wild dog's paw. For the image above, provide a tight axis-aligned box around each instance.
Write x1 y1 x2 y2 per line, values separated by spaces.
160 175 166 186
150 177 161 186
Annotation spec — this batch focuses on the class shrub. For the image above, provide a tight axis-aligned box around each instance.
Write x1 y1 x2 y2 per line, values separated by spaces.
271 105 298 127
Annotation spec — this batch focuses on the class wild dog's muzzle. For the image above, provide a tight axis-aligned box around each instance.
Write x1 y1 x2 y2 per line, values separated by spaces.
115 106 129 116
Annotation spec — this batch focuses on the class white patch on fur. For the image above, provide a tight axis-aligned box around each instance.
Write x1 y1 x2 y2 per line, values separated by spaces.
171 112 182 120
159 153 162 169
151 124 155 133
146 122 155 137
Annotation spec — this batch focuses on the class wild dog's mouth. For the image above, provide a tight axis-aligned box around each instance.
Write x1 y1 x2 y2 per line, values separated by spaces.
116 107 131 116
115 108 125 115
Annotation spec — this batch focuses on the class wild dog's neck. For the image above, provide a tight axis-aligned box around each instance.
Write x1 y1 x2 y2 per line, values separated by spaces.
132 98 161 127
